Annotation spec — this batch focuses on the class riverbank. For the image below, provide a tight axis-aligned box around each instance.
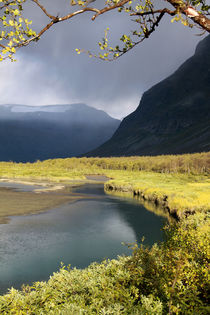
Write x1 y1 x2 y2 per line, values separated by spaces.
0 207 208 314
0 157 209 222
0 175 110 224
104 171 210 220
0 178 94 224
0 187 83 224
0 154 209 313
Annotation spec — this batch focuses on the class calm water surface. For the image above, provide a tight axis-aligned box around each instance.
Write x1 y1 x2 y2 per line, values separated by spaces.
0 183 166 294
0 181 44 192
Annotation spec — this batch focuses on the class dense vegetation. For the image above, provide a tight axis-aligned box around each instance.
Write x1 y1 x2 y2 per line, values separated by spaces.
0 151 209 177
0 212 209 314
0 152 209 313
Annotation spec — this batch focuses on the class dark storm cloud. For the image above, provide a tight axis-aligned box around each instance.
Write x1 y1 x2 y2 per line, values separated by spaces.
0 0 206 118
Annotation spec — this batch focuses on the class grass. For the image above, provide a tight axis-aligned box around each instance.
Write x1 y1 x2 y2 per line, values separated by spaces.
104 171 210 218
0 151 209 180
0 152 209 313
0 153 209 219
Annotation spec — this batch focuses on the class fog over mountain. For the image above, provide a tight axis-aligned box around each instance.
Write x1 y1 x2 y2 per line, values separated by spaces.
0 104 120 162
0 0 205 119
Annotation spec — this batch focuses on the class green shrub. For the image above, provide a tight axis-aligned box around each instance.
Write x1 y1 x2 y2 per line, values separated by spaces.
0 213 209 314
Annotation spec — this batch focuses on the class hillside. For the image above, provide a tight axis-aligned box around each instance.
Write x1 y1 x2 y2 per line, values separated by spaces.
88 35 210 157
0 104 120 162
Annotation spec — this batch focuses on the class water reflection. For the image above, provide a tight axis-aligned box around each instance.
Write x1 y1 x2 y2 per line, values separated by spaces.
107 197 166 244
0 183 166 295
73 184 168 244
0 181 43 192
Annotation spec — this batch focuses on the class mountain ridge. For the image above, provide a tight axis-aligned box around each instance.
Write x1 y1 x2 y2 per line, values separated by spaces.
0 103 120 162
87 35 210 157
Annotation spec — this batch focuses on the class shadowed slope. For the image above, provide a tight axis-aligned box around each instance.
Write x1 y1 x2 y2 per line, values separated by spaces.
88 35 210 157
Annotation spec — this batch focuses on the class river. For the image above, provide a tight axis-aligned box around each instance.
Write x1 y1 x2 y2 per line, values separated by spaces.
0 182 166 295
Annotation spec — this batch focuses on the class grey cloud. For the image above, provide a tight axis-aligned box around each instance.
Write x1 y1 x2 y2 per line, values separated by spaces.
0 1 206 118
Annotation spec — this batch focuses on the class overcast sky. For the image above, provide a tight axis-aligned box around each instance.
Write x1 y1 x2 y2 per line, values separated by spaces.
0 0 208 119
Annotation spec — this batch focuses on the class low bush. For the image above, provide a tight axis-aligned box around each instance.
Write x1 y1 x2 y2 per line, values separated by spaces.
0 213 209 314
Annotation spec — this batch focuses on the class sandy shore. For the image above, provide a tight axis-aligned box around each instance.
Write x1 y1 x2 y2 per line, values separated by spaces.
85 175 109 182
0 176 108 224
0 178 83 224
0 178 65 191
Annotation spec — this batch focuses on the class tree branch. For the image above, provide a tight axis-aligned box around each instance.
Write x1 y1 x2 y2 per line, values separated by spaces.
189 11 210 32
17 0 210 51
1 0 209 61
130 8 176 17
144 10 169 37
107 10 168 60
91 0 130 20
32 0 57 20
0 1 14 11
58 7 100 22
166 0 210 32
15 7 100 48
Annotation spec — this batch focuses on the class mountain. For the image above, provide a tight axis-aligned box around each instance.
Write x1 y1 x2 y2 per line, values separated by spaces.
0 104 120 162
87 35 210 157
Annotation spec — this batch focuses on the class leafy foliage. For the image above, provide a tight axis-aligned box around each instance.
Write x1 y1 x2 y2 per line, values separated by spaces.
0 0 36 61
0 212 209 314
0 153 209 313
75 0 210 60
0 0 209 61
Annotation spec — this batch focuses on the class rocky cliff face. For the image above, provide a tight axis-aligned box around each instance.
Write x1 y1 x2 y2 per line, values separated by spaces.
88 35 210 157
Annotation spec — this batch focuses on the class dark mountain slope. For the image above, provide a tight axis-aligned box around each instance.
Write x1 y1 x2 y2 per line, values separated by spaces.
0 104 120 162
88 35 210 157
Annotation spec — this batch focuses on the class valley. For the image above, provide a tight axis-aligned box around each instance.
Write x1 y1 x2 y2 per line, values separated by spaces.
0 34 209 315
0 153 209 313
0 104 120 162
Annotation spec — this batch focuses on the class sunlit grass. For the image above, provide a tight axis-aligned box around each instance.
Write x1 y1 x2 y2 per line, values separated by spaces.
0 153 209 313
0 152 209 218
105 171 210 217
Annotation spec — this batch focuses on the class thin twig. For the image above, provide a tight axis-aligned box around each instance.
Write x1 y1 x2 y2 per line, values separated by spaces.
92 0 130 20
